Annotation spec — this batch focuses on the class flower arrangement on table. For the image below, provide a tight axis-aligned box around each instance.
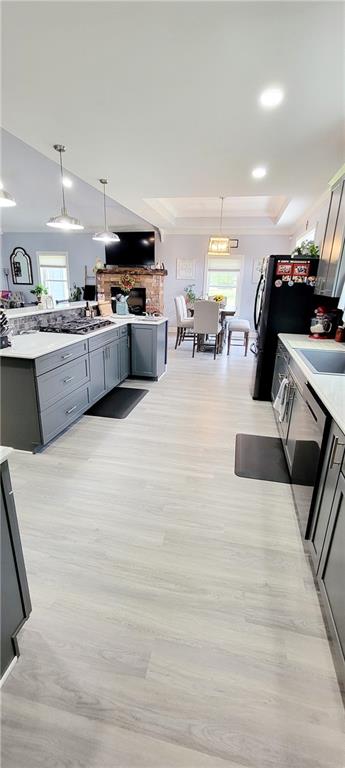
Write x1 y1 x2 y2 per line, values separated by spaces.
212 294 226 304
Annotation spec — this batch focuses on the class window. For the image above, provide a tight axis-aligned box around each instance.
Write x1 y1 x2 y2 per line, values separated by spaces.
206 254 241 310
296 229 316 248
37 252 69 302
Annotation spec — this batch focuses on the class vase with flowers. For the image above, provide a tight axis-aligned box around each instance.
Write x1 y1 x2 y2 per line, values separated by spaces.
116 273 136 315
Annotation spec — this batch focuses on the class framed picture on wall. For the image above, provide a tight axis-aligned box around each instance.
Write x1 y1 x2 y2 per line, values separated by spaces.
176 259 196 280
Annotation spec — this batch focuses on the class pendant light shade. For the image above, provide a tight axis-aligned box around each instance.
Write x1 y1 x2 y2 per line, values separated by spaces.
208 197 230 255
93 179 120 243
46 145 84 231
0 181 16 208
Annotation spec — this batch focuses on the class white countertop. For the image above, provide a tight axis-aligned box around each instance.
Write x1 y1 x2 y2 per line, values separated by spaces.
3 301 98 319
279 334 345 433
0 447 13 464
0 315 168 360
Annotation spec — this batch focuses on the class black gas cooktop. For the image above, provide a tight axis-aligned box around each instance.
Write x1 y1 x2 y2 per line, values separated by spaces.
39 318 113 335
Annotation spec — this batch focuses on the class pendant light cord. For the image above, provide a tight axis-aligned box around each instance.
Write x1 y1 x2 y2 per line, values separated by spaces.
220 196 224 234
103 182 107 231
59 150 66 215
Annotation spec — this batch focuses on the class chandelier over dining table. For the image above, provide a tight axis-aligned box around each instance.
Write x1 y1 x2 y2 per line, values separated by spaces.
208 196 231 255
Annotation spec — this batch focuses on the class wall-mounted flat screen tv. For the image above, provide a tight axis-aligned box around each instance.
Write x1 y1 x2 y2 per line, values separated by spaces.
105 231 155 267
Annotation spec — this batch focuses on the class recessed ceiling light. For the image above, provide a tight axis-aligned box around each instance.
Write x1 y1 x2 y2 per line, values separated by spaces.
62 176 73 188
252 166 267 179
259 87 284 109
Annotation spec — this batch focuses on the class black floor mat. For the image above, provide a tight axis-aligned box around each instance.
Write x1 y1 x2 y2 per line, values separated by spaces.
235 433 290 484
86 387 148 419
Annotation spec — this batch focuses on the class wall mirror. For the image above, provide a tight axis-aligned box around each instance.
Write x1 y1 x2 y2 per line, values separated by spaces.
10 247 33 285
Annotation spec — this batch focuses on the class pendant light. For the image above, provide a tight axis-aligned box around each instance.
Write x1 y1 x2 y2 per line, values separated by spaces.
46 145 84 230
93 179 120 243
208 196 230 255
0 181 16 207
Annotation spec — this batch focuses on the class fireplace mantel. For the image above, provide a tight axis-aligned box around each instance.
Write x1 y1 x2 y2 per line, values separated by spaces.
96 266 168 314
97 267 167 277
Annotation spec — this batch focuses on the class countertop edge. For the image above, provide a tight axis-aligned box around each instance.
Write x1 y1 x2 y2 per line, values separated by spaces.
278 334 345 434
0 447 13 464
0 316 169 360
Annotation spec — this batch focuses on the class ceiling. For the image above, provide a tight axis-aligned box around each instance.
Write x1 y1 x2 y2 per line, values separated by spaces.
1 1 344 235
0 130 152 233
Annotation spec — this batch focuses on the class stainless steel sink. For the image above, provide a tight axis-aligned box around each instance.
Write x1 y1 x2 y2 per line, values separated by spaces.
298 348 345 374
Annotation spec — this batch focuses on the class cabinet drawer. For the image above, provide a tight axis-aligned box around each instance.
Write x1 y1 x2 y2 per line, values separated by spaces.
35 340 88 375
120 325 128 337
36 355 89 410
88 327 119 352
40 385 89 444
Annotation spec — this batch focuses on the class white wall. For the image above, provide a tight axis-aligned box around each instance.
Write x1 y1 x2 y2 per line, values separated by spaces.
0 232 105 299
1 230 291 326
156 233 291 326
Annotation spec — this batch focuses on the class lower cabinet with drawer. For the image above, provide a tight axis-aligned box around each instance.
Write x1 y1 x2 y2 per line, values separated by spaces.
36 354 89 410
40 385 90 445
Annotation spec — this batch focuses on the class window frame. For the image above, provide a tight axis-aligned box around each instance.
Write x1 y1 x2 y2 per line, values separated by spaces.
36 251 70 302
203 251 243 312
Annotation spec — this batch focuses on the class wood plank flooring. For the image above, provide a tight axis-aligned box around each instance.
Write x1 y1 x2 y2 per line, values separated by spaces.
1 337 345 768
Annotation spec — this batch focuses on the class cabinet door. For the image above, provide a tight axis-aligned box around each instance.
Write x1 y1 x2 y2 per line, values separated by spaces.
131 326 156 377
119 335 130 382
105 341 120 390
309 423 345 563
318 471 345 664
316 182 342 295
89 346 106 403
328 180 345 296
1 462 31 677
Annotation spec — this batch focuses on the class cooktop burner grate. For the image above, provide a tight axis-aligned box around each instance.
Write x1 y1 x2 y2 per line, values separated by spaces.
39 318 113 335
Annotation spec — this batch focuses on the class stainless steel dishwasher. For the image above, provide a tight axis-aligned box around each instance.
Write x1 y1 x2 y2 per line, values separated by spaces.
284 360 329 536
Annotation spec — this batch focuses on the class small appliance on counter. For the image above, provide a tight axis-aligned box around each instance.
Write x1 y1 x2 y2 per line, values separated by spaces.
309 306 333 339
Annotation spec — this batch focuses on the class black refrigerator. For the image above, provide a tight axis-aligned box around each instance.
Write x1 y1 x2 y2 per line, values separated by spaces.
251 255 318 400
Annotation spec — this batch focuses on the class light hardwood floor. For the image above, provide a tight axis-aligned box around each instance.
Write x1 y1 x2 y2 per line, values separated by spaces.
2 337 345 768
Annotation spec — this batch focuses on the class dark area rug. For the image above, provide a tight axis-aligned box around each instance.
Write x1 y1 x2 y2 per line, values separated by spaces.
235 433 290 484
86 387 148 419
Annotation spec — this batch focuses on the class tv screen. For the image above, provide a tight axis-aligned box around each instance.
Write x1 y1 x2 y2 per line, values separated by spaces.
105 231 155 267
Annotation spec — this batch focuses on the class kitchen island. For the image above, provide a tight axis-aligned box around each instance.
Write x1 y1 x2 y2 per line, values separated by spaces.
0 312 168 452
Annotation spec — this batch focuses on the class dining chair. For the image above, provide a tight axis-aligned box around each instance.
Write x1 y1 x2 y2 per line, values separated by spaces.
174 295 194 349
192 300 222 359
227 317 250 356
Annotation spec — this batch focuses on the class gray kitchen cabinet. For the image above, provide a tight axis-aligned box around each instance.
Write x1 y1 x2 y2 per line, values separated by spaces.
131 322 167 379
309 421 345 565
40 385 89 445
35 339 88 376
316 174 345 297
89 346 107 402
36 354 89 410
104 340 120 390
119 333 130 382
1 459 31 680
318 469 345 684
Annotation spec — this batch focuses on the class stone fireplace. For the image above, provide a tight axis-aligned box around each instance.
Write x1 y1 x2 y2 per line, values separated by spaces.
96 267 167 315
